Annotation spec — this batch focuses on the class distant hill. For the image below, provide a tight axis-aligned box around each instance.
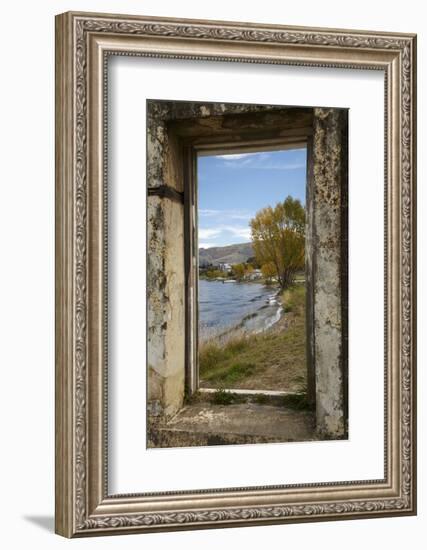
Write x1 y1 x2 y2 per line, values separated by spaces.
199 242 254 266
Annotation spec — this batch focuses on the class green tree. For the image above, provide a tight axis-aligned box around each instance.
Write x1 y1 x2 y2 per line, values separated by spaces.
246 256 260 268
250 196 305 290
205 269 223 279
231 263 246 281
245 264 254 276
261 262 276 284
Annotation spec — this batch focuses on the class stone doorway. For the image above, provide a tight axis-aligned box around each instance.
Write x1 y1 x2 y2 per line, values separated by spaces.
147 100 348 447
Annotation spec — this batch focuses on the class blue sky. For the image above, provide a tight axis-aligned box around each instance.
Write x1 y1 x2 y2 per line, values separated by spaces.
197 148 307 249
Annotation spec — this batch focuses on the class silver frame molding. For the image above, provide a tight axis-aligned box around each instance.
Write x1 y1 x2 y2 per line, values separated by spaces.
55 11 417 537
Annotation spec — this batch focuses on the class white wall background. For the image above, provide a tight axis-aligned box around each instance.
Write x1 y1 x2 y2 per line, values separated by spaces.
0 1 424 548
109 59 385 493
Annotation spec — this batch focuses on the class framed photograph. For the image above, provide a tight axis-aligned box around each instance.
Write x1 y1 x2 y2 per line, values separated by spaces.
55 11 417 537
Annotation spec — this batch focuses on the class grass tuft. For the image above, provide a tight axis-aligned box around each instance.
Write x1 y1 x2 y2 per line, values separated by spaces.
210 389 244 405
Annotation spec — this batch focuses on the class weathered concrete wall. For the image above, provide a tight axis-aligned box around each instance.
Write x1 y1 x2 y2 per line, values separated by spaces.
147 100 348 439
311 108 348 439
147 103 186 419
147 196 185 418
146 101 314 421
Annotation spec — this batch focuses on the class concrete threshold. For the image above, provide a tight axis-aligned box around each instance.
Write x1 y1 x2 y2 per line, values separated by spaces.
148 401 317 448
199 387 297 397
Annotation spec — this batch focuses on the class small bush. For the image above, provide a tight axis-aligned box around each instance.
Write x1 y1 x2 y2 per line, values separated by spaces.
253 393 269 405
211 389 241 405
282 393 312 411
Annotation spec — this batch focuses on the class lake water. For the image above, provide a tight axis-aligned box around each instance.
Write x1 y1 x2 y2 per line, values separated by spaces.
198 279 282 342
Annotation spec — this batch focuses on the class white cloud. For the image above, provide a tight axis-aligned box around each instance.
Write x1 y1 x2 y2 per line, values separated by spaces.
198 228 222 239
199 224 252 245
260 161 305 171
213 151 305 171
199 209 221 217
223 225 252 240
198 242 223 249
199 208 254 221
228 214 252 221
214 153 253 160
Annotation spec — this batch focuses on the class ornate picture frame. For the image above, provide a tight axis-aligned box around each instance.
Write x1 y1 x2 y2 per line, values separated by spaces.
55 11 417 537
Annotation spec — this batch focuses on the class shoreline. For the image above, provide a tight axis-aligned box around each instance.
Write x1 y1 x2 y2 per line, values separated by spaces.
200 286 283 345
199 275 275 286
198 284 306 392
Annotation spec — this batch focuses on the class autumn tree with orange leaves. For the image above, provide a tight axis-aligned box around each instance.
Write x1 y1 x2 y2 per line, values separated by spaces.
250 196 305 290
